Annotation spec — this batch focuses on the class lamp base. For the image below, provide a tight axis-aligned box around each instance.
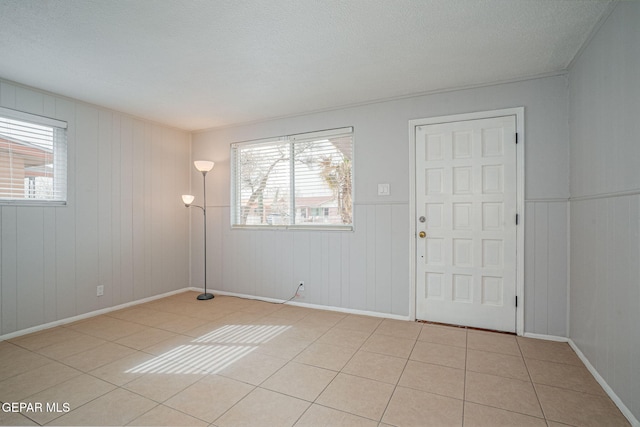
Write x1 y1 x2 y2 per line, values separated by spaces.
197 293 214 300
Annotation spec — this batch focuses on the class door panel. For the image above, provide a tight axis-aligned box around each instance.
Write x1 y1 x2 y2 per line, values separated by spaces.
415 115 517 332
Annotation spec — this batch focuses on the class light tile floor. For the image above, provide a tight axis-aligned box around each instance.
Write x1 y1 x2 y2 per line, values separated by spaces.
0 291 630 427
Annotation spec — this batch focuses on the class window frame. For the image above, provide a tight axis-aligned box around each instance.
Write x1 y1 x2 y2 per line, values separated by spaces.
230 127 354 231
0 107 68 206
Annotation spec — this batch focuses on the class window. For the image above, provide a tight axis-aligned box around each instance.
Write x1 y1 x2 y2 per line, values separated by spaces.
0 107 67 204
231 127 353 230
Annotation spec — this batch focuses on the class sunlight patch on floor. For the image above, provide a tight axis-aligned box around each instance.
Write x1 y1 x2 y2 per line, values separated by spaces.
125 324 291 374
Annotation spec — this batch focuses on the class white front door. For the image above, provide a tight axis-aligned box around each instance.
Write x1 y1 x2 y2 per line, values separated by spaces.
415 115 518 332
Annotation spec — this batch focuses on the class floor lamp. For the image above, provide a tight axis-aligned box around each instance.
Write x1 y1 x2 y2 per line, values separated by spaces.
182 160 215 301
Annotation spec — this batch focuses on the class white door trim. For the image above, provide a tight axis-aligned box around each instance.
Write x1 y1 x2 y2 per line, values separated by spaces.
408 107 525 336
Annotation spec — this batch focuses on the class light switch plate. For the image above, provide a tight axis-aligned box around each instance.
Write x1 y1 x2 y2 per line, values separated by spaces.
378 183 390 196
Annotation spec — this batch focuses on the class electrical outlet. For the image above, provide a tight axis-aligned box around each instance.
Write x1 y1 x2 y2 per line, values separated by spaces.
97 285 104 297
299 281 305 292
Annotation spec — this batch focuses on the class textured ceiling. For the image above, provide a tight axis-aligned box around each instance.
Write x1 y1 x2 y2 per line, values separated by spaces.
0 0 612 131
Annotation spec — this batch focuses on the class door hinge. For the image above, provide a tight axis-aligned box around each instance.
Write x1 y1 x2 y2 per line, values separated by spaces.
515 133 519 144
515 296 518 307
515 214 519 225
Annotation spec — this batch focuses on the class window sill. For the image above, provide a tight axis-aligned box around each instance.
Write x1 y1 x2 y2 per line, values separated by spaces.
0 200 67 207
231 224 353 232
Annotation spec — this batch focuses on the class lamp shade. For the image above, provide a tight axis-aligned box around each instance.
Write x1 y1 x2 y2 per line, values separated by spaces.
182 194 195 206
194 160 215 173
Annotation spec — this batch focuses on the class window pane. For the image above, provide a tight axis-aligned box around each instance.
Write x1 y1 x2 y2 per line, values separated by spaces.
294 134 352 226
237 141 291 225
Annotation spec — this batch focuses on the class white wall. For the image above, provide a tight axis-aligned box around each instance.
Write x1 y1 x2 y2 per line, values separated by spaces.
0 79 192 336
192 75 569 334
568 1 640 420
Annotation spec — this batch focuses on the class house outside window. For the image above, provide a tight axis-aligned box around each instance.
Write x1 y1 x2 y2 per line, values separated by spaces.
231 127 353 230
0 107 67 204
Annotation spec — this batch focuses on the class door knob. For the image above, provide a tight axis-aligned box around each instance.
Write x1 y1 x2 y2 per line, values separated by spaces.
419 231 426 238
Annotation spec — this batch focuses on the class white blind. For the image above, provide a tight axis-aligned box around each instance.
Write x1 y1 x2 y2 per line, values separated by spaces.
231 127 353 229
0 107 68 203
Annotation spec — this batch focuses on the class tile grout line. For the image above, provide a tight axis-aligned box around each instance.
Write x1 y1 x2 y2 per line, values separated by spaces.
376 322 422 425
516 337 548 424
3 293 625 426
461 327 468 426
207 310 348 426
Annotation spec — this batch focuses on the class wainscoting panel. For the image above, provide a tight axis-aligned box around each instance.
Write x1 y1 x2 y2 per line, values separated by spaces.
570 194 640 418
197 203 411 316
524 200 568 336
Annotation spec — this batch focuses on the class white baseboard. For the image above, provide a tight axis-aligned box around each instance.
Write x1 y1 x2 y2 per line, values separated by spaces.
523 332 569 342
0 287 192 341
567 340 639 427
205 288 410 321
523 333 639 426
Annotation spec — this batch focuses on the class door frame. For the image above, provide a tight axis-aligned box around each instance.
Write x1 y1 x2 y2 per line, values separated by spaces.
408 107 525 336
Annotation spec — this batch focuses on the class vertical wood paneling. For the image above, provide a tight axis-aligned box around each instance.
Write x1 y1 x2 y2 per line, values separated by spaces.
119 116 134 304
280 232 295 300
630 198 640 415
524 200 568 336
111 115 122 305
320 234 330 306
150 126 163 295
259 230 276 297
293 232 310 300
610 197 631 403
250 231 261 296
327 233 342 307
178 134 190 288
0 80 190 337
375 205 392 313
75 104 100 313
98 110 113 309
54 98 77 320
42 208 57 323
533 203 549 333
571 196 640 419
161 130 176 294
207 207 222 291
16 208 45 330
1 208 18 334
143 124 153 299
391 204 410 316
131 121 146 301
308 233 323 303
192 208 204 290
365 205 377 311
203 202 412 317
235 231 252 295
547 202 567 336
524 203 536 330
348 207 367 310
340 233 350 307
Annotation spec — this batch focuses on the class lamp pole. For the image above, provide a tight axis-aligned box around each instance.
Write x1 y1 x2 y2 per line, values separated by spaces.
182 160 215 301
